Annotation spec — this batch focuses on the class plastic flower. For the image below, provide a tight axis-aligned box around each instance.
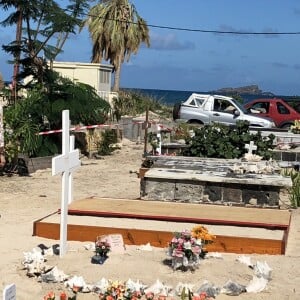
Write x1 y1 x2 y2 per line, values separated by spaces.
60 292 67 300
200 292 208 300
95 238 111 256
173 248 184 257
291 120 300 133
168 226 215 271
183 241 192 250
191 225 216 244
44 291 55 300
191 245 201 255
145 292 154 300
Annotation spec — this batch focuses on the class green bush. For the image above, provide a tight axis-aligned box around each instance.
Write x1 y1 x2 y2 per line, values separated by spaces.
182 121 275 160
97 129 120 156
4 71 110 158
113 90 172 121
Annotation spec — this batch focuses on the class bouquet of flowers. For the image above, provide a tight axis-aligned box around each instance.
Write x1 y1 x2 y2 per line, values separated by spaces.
98 280 148 300
168 225 215 271
95 237 111 257
290 120 300 134
191 225 216 248
91 236 112 264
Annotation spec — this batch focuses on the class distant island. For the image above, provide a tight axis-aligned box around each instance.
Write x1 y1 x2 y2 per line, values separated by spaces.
210 85 274 96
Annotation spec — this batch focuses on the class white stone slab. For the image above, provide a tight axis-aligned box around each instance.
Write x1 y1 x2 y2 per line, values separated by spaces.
144 168 292 187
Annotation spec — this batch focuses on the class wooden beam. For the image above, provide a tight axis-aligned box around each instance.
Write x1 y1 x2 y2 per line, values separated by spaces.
33 221 284 255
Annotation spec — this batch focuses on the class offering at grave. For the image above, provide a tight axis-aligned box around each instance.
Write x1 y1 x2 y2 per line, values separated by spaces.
167 225 215 271
91 236 111 264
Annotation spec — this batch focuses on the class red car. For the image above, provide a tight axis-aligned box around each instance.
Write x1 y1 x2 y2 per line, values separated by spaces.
244 98 300 128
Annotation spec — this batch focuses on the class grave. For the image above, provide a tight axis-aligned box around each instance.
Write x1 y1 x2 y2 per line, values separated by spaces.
140 141 293 208
33 197 291 255
32 134 295 256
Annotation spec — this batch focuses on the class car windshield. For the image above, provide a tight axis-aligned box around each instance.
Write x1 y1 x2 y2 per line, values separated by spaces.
231 98 248 114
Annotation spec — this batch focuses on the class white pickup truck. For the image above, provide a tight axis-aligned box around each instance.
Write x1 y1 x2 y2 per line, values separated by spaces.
172 93 275 128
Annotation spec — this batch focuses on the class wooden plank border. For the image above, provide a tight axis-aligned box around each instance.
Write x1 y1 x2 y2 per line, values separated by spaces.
33 220 285 255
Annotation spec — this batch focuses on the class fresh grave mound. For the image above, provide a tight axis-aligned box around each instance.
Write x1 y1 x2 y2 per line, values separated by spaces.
23 241 272 300
33 198 290 255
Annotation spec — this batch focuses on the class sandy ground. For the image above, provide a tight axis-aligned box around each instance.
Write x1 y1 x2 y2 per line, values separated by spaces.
0 139 300 300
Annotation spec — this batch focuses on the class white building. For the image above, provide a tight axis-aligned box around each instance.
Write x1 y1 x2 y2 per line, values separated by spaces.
51 61 118 105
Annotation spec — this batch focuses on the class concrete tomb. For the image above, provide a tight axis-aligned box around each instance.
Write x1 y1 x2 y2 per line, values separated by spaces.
140 155 292 208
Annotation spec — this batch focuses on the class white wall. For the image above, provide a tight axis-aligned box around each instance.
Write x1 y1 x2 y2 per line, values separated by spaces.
51 61 113 92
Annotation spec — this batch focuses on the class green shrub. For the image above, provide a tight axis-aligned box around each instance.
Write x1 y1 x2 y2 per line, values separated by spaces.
113 90 172 121
4 71 110 158
282 168 300 208
182 121 275 160
97 129 120 156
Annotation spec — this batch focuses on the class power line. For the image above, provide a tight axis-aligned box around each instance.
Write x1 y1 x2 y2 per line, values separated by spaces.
82 11 300 35
146 23 300 35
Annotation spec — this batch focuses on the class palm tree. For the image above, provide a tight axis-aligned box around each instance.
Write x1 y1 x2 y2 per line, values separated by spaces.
84 0 150 92
0 0 89 85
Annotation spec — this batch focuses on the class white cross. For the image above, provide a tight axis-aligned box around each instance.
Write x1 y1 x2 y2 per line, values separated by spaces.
156 124 162 155
245 140 257 154
52 110 80 257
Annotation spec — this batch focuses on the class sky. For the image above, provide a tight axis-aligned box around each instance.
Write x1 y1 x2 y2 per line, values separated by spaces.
1 0 300 95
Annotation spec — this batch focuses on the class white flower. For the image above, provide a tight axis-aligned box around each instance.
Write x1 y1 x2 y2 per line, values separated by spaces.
183 241 191 250
195 239 202 245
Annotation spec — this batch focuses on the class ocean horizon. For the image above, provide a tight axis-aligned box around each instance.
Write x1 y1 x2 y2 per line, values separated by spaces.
121 87 299 106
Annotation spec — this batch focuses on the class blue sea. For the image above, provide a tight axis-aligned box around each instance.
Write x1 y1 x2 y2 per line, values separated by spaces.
122 87 299 106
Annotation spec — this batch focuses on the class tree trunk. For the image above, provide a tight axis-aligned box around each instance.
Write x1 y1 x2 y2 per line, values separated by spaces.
112 54 122 92
12 6 23 103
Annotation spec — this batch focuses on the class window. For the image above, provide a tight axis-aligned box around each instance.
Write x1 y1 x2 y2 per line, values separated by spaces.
214 99 222 111
214 99 235 113
100 70 109 84
277 103 290 114
250 102 269 113
195 98 204 106
190 99 196 106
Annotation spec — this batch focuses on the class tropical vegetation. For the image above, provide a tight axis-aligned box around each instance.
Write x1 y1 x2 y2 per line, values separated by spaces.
0 0 89 98
113 89 172 121
182 121 276 160
0 0 152 161
83 0 150 92
3 71 110 160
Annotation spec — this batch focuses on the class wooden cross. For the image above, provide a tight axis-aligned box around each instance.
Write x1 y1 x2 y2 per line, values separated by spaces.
52 110 80 257
245 141 257 154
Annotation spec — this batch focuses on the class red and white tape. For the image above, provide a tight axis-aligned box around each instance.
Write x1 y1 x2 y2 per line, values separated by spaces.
38 124 118 136
37 121 173 136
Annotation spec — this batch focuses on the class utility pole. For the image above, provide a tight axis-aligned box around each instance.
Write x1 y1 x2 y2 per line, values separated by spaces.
143 107 149 157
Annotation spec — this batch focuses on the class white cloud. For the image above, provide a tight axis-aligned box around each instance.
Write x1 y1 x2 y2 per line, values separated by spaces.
149 32 195 50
